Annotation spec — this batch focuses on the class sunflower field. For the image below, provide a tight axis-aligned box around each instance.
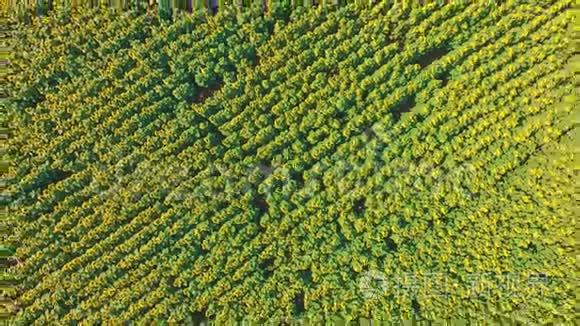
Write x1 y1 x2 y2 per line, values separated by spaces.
3 0 578 324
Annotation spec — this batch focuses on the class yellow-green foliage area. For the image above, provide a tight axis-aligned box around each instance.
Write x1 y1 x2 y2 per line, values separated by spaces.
5 1 578 324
